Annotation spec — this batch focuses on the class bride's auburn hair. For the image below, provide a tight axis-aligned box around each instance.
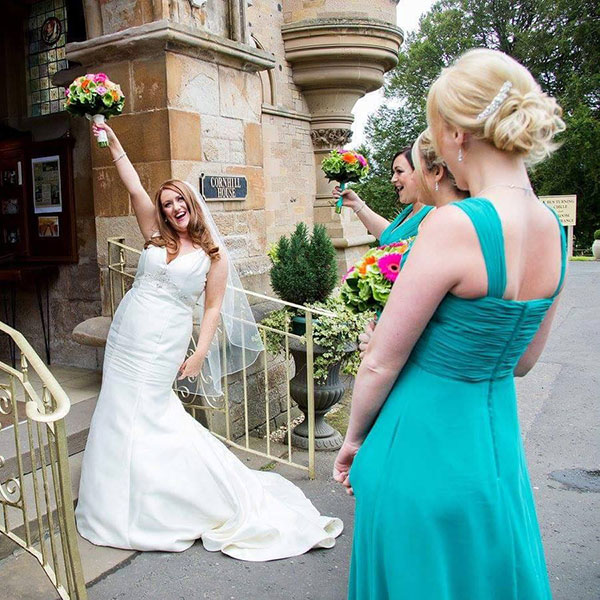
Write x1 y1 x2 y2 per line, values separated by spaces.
427 48 565 166
146 179 220 261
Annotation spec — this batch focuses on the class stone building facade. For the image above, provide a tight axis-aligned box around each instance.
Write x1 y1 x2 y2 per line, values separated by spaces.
0 0 402 370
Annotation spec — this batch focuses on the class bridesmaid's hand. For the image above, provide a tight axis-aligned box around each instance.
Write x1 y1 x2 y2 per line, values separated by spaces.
332 186 362 210
358 319 376 359
178 352 205 380
333 440 361 496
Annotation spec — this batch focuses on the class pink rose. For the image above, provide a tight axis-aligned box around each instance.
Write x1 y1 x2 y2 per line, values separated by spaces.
94 73 108 83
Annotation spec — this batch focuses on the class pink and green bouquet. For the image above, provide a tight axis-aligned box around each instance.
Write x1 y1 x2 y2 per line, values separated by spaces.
321 149 369 214
340 240 412 314
64 73 125 146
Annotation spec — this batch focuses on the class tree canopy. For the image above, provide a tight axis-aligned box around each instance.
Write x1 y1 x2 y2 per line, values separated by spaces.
356 0 599 246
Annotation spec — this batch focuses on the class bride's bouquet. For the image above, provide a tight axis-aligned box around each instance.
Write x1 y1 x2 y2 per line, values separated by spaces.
340 240 412 314
321 149 369 214
65 73 125 146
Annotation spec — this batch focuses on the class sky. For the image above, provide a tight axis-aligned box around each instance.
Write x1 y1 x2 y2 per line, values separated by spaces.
349 0 437 148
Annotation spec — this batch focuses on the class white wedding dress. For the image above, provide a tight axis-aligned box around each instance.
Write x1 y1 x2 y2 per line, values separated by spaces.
76 244 343 559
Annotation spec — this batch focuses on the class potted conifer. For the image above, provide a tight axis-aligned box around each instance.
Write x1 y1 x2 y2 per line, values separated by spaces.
263 223 369 450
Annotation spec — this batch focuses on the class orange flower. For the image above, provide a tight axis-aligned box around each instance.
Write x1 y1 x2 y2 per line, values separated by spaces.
81 79 90 90
342 152 358 164
111 90 119 101
358 255 376 275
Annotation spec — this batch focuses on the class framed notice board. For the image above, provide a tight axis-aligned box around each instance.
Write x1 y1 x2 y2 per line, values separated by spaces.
0 136 77 263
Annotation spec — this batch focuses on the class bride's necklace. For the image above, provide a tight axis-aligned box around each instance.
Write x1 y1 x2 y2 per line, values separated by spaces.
477 183 534 197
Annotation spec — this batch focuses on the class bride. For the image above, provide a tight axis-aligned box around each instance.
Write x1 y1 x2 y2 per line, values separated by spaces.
75 121 343 560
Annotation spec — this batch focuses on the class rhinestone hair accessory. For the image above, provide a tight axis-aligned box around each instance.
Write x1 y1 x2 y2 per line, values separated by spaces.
476 81 513 122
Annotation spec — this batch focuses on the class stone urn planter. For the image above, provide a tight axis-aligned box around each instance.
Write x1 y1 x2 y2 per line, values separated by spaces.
592 239 600 260
288 335 354 451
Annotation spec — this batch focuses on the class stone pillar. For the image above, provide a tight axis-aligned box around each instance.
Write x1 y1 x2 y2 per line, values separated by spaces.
282 14 403 274
66 13 275 315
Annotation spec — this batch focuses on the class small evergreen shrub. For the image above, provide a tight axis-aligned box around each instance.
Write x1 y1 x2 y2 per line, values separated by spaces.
269 223 338 305
594 229 600 240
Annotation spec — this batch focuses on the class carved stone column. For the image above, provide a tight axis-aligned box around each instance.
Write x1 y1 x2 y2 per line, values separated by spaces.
282 18 403 274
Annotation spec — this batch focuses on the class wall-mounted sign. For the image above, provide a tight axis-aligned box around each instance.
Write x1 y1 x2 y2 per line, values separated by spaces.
32 155 62 214
200 174 247 200
541 195 577 227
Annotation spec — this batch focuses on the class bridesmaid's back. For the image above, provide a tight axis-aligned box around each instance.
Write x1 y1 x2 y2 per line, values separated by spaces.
410 196 566 383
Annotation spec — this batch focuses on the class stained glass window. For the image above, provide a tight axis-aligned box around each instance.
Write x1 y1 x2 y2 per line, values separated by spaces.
26 0 69 117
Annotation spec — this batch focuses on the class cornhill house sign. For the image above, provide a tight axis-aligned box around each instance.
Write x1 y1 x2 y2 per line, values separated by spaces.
200 174 248 200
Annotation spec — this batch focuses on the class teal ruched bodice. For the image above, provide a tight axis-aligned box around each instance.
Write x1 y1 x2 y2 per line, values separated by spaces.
412 294 555 381
379 203 434 244
412 199 565 381
348 197 566 600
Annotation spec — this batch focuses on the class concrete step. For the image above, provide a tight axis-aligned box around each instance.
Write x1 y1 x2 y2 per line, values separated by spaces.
1 522 136 600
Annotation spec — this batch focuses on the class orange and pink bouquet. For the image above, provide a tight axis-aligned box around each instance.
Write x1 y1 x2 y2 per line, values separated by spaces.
321 149 369 214
65 73 125 146
340 240 412 314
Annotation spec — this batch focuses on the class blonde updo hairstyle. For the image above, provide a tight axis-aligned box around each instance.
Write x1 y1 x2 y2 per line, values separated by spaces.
427 48 565 166
411 128 462 204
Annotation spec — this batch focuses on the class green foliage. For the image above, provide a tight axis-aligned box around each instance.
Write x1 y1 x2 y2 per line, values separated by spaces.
594 230 600 241
311 295 373 382
261 295 373 383
269 223 337 305
360 0 600 245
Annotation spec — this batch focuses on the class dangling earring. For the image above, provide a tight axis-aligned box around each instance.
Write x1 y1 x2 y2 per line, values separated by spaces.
458 147 463 162
435 181 439 192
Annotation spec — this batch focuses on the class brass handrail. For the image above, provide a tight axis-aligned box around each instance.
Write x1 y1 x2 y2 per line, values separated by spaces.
107 237 324 479
0 321 70 422
105 236 336 317
0 322 87 599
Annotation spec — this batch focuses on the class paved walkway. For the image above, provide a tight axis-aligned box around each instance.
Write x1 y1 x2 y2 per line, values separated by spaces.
87 262 600 600
3 263 598 600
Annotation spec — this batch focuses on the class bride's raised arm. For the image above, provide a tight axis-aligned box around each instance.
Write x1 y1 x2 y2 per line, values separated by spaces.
92 121 158 241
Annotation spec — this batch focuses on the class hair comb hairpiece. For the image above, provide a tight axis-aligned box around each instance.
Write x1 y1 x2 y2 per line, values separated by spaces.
476 81 513 122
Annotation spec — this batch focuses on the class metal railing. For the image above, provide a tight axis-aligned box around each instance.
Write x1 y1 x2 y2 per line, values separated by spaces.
0 321 87 600
107 237 332 479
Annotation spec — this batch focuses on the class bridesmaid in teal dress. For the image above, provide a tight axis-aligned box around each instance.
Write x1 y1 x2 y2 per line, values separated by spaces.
334 48 566 600
333 145 433 244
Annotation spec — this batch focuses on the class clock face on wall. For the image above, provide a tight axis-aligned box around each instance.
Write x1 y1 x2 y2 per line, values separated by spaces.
40 16 62 46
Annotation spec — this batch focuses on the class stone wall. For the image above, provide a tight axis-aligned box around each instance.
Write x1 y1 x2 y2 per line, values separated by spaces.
249 0 316 245
93 0 228 37
283 0 398 24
